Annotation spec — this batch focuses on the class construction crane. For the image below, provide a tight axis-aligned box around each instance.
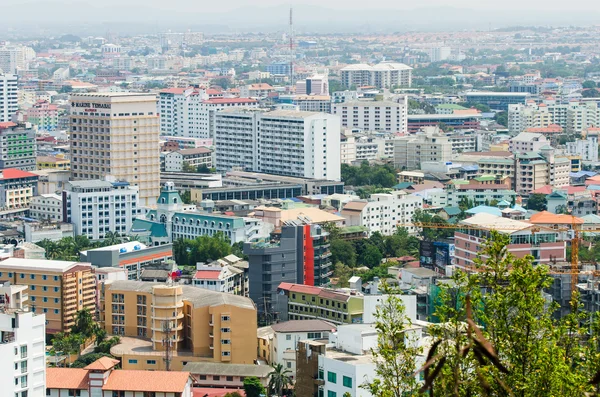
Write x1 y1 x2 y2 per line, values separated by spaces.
395 218 599 294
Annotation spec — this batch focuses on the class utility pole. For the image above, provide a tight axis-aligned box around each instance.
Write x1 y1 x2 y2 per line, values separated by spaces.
162 320 173 371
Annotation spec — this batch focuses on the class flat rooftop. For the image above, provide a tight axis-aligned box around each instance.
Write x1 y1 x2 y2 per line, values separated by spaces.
0 258 90 273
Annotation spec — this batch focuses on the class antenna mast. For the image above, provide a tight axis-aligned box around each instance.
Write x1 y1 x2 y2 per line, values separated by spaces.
289 7 294 88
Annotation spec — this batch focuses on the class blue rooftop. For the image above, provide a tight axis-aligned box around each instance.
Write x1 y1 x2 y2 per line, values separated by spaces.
571 171 597 178
465 205 502 216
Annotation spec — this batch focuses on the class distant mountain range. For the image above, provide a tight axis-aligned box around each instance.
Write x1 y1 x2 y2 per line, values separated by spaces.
2 3 600 36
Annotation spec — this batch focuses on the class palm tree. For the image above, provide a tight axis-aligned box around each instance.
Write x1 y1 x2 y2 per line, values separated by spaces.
268 363 292 397
103 231 122 246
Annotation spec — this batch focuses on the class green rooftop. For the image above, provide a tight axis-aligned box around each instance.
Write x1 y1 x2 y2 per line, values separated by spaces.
474 175 497 182
435 104 469 110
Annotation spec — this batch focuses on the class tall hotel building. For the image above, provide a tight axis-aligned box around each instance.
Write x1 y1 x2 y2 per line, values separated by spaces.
70 93 160 206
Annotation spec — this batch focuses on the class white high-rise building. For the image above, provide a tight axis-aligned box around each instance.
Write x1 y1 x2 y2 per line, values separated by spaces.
296 75 329 95
0 74 18 122
0 46 35 74
566 135 599 162
70 93 160 206
63 180 141 240
393 131 453 170
332 99 408 133
508 101 600 134
159 87 258 138
0 282 46 397
340 62 412 89
429 46 451 62
215 109 341 180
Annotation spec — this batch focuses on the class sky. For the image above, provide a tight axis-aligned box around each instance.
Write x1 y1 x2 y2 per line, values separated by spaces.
2 0 600 34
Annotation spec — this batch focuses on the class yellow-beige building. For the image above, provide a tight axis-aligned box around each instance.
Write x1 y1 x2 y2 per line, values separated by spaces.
36 154 70 170
0 258 96 334
102 280 257 370
69 93 160 206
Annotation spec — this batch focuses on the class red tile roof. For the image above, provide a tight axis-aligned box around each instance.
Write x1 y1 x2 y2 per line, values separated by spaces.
193 270 221 280
102 370 190 393
46 368 89 389
84 356 120 370
194 388 246 397
0 122 17 129
204 98 258 104
160 87 189 95
0 168 38 179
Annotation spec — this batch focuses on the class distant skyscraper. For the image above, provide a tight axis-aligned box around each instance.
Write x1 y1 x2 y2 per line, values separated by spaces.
340 62 412 89
70 93 160 206
429 46 451 62
0 74 18 122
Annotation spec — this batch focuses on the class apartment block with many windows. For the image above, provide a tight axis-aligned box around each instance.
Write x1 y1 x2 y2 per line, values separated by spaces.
101 280 257 371
0 258 96 334
70 92 160 206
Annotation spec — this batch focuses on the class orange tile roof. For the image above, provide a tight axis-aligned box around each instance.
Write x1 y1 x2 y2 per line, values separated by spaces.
46 368 89 389
84 356 120 370
103 370 190 393
0 122 17 129
160 87 190 95
529 211 584 225
0 168 38 180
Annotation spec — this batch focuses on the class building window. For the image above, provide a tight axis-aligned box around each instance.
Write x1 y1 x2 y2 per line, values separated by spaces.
308 332 322 339
128 359 138 364
327 371 337 383
146 360 156 365
226 376 234 382
213 376 220 381
222 351 231 356
199 375 207 380
327 391 337 397
30 274 35 280
68 391 81 397
343 376 352 388
286 335 291 341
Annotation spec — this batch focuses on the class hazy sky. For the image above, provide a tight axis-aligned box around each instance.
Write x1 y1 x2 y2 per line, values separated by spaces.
2 0 600 34
4 0 600 12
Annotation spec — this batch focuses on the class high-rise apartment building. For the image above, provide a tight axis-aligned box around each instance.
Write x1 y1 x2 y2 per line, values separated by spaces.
215 109 341 180
0 74 18 122
0 283 46 397
393 131 453 170
0 46 35 74
429 46 452 62
0 258 96 334
332 99 408 133
0 122 37 170
340 62 412 89
70 93 160 206
158 87 258 138
244 224 332 321
102 280 257 370
62 180 141 240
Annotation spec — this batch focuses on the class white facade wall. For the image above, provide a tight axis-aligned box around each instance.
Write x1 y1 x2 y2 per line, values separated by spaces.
332 100 408 133
65 183 141 240
215 110 341 180
353 193 422 236
0 311 46 397
273 330 329 378
29 194 63 221
0 74 18 122
566 137 599 162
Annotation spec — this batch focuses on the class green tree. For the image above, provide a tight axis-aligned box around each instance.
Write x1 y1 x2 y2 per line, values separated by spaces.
494 111 508 126
94 336 121 354
103 231 122 246
333 262 352 288
331 239 357 267
268 363 292 397
583 80 597 89
71 309 96 339
361 282 422 397
182 162 196 173
583 88 600 98
360 244 383 268
173 233 232 266
243 376 266 397
180 190 192 204
71 352 115 368
526 193 547 211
